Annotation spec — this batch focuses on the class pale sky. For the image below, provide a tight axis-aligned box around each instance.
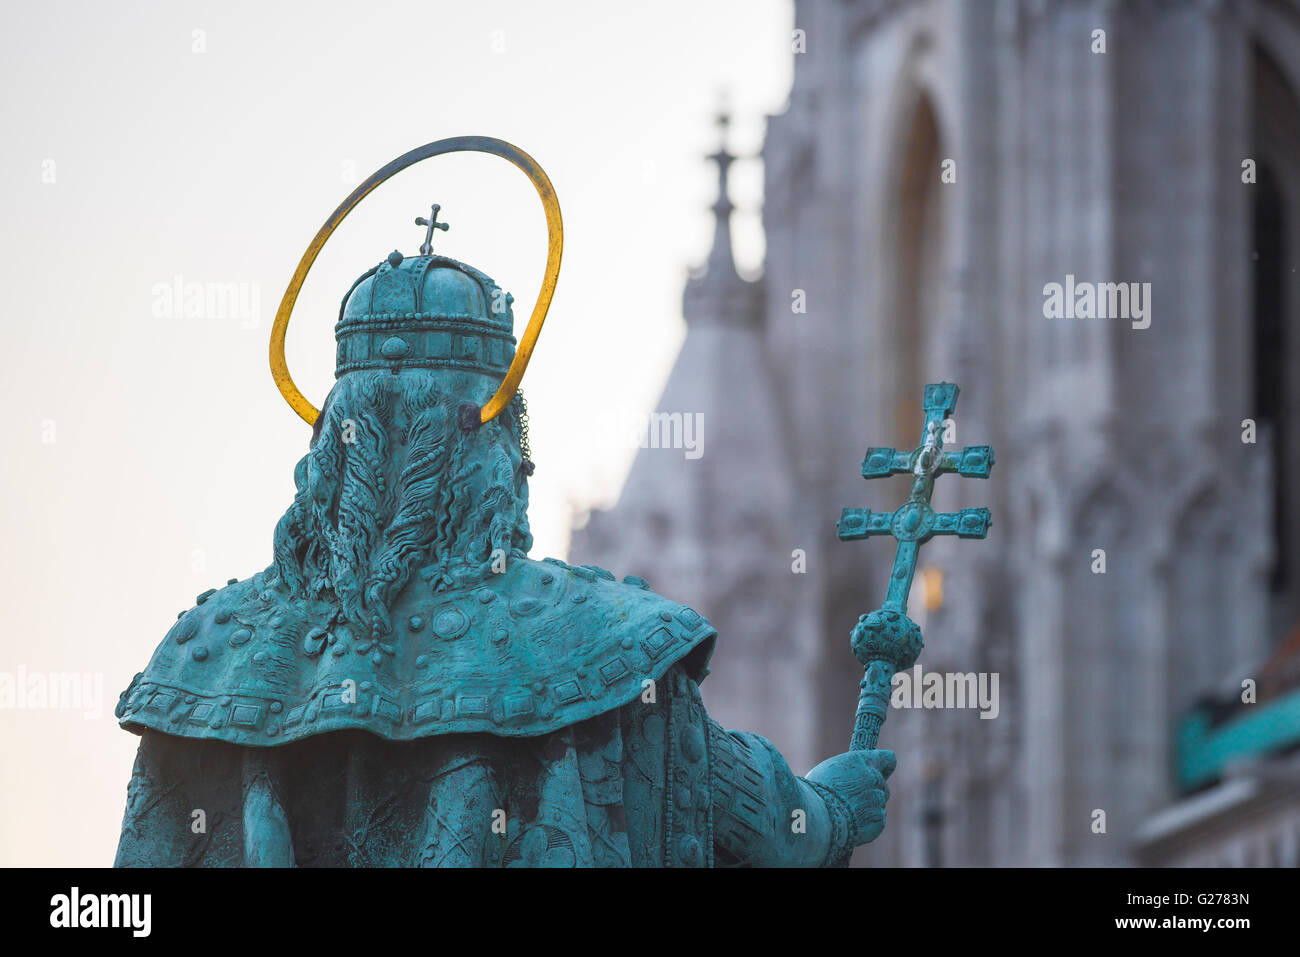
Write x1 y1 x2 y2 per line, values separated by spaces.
0 0 793 866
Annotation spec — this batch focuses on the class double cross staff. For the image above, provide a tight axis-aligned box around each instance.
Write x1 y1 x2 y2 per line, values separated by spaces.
836 382 994 751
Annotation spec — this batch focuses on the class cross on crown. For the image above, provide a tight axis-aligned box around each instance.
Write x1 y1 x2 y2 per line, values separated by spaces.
415 203 450 255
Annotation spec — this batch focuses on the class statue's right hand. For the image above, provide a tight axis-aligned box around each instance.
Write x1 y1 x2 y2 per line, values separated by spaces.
805 749 896 845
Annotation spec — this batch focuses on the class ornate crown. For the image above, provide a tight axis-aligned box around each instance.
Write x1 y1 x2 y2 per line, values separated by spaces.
269 137 562 429
334 211 517 380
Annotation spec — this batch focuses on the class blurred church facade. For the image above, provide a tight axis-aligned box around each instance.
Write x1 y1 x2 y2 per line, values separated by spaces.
570 0 1300 866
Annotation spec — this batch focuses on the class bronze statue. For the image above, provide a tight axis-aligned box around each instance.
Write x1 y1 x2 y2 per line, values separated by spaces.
115 138 902 867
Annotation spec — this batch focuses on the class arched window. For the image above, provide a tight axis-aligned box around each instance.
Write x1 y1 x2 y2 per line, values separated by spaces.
892 93 946 449
1251 43 1300 633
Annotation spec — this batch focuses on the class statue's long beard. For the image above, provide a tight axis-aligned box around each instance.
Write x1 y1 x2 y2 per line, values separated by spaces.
270 372 532 640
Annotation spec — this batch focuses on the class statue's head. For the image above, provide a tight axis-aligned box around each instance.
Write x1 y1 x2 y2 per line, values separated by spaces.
270 248 534 640
264 140 564 645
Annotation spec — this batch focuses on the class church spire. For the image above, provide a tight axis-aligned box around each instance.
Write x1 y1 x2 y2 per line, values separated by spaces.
705 110 738 278
684 103 761 328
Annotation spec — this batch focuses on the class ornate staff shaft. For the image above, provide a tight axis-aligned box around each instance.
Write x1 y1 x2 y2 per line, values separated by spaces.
849 582 923 752
836 382 994 752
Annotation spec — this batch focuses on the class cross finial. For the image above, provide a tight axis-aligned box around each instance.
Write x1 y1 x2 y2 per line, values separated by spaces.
837 383 994 613
707 107 735 216
415 203 450 256
835 382 995 754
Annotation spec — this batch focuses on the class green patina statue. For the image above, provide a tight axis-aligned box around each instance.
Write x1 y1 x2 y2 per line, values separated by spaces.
113 138 901 867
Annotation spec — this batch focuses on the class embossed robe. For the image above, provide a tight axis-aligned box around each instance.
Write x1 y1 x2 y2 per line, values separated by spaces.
115 558 846 867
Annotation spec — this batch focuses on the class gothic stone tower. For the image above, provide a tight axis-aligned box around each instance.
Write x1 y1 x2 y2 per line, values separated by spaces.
574 0 1300 867
570 116 820 776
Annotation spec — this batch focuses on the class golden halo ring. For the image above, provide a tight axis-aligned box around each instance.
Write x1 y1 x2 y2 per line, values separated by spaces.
269 135 563 427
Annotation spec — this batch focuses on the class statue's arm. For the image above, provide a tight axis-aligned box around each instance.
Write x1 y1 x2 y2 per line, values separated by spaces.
708 719 895 868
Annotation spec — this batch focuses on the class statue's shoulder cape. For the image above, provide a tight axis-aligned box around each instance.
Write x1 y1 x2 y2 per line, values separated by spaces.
117 557 716 746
